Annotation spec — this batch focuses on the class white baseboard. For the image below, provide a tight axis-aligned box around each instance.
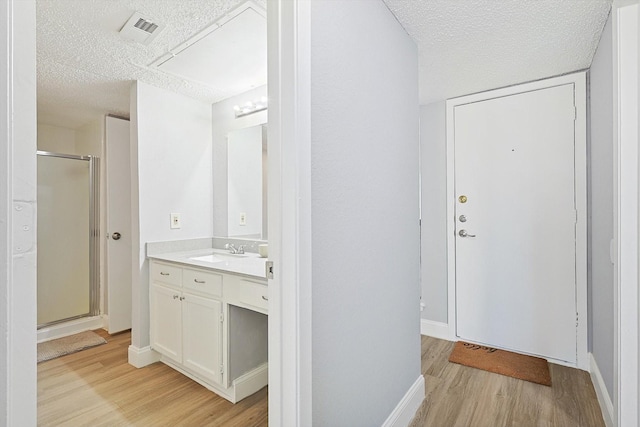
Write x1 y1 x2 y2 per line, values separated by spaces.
162 358 235 402
128 345 161 368
420 319 452 341
37 315 105 343
589 353 614 427
161 358 267 404
381 375 425 427
232 363 269 402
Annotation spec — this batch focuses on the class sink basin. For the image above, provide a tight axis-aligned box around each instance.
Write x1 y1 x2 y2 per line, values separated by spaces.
189 254 225 263
189 252 247 263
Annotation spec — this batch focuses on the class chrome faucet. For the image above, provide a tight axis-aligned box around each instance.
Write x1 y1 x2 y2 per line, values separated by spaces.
225 243 245 254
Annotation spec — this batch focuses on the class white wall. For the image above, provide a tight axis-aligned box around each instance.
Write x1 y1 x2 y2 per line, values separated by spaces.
38 120 103 156
130 81 214 349
37 123 76 153
76 118 103 156
211 85 267 237
0 0 37 423
589 11 615 402
419 102 448 324
309 1 422 424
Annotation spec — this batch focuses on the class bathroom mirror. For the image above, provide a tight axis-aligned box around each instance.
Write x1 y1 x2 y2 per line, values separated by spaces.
227 124 267 239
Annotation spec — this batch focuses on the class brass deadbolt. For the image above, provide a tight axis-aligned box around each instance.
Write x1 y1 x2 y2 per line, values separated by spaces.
458 195 468 203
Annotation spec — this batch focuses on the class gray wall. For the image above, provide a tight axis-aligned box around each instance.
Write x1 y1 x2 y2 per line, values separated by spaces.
309 1 421 425
589 12 615 400
420 102 448 323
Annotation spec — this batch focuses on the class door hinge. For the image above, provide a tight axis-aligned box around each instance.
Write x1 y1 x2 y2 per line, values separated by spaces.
220 364 224 375
220 313 224 323
576 312 579 327
573 105 577 121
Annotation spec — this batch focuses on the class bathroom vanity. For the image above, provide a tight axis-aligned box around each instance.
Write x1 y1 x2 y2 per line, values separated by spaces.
147 247 268 403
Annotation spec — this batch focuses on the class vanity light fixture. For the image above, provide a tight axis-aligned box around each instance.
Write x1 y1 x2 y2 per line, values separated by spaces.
233 96 268 118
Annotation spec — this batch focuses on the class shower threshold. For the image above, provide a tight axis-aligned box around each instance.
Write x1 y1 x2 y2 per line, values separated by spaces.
37 315 104 343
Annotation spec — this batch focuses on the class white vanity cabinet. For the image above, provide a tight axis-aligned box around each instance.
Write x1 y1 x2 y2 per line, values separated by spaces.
225 275 269 314
182 292 223 384
149 262 224 386
149 282 183 362
148 258 268 403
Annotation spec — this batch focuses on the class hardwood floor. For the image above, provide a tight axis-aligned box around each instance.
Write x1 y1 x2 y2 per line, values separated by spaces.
410 335 606 427
39 331 605 426
37 330 268 427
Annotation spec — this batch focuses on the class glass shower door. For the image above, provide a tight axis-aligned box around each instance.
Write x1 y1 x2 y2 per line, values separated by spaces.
37 152 99 328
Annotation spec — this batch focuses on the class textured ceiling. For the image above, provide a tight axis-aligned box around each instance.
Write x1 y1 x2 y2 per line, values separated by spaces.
383 0 612 104
38 0 612 129
37 0 266 129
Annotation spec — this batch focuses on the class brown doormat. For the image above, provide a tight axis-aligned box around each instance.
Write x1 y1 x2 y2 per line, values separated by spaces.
448 341 552 386
38 330 106 363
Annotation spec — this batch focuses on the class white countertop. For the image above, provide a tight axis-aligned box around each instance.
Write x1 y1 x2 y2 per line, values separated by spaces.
148 248 268 279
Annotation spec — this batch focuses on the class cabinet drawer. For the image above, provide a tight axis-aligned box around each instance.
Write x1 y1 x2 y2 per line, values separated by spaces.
150 262 182 287
183 268 223 297
227 278 268 313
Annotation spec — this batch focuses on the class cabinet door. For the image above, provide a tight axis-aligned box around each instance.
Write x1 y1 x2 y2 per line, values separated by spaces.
182 293 223 385
150 283 182 362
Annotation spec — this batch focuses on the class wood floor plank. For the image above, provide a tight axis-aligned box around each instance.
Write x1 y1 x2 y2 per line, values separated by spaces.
410 335 605 427
39 331 605 426
37 330 268 427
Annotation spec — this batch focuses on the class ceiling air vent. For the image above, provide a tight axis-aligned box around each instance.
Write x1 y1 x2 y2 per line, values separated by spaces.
134 18 158 34
119 12 164 45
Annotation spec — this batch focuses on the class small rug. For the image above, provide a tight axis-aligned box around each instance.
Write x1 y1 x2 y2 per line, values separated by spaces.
38 330 106 363
448 341 552 386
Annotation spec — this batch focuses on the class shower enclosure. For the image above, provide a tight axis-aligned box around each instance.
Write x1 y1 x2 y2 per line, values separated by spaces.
37 151 100 328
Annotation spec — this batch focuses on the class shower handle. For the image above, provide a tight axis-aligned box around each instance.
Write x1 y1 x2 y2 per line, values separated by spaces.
112 232 121 240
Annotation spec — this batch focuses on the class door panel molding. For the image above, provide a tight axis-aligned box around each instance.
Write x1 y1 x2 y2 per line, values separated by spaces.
106 115 132 334
445 72 588 370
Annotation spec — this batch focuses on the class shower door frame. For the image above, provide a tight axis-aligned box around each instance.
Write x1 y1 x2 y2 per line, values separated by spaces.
36 151 100 328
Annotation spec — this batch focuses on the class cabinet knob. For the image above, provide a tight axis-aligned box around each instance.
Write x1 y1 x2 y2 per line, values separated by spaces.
173 295 179 300
179 296 185 301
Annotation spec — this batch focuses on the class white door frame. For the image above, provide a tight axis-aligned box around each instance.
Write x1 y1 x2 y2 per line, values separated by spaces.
445 72 589 370
267 0 312 425
0 0 37 424
612 2 639 425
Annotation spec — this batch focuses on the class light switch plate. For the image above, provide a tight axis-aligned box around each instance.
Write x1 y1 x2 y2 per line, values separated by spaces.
170 213 181 229
239 212 247 226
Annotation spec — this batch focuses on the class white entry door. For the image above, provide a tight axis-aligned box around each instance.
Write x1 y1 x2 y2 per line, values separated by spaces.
106 116 132 333
454 84 577 363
